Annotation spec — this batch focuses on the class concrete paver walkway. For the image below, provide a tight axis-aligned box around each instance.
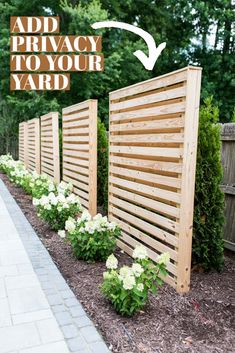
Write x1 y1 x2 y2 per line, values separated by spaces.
0 179 109 353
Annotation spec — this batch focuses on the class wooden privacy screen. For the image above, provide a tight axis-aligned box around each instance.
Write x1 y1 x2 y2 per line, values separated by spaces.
108 66 202 293
19 122 28 167
40 112 60 183
62 100 97 216
27 118 40 174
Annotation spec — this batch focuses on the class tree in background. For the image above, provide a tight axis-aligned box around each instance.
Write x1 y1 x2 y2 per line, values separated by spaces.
193 97 225 271
190 0 235 122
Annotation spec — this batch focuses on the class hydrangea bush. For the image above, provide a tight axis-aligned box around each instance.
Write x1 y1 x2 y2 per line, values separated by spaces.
101 245 170 316
29 173 55 198
60 210 120 262
33 192 82 231
0 155 27 186
0 154 16 173
0 155 73 199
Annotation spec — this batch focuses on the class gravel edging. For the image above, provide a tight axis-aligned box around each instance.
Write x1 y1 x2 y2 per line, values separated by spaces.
0 178 110 353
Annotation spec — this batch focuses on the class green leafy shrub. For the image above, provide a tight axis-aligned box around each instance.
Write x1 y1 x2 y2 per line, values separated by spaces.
30 174 55 198
97 118 108 213
193 97 224 271
63 210 120 262
30 176 72 199
20 172 35 194
33 192 82 231
101 246 169 316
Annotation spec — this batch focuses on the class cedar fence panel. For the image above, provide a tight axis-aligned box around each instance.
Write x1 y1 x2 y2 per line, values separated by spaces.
27 118 40 174
19 122 28 167
62 100 97 215
40 112 60 183
108 66 202 293
220 123 235 251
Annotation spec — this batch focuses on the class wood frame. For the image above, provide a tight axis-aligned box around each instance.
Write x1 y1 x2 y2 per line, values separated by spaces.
108 66 202 293
40 112 60 183
27 118 40 174
19 121 28 167
220 123 235 251
62 100 97 215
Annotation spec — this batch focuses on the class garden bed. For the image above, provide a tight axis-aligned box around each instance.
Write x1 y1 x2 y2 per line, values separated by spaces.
1 172 234 353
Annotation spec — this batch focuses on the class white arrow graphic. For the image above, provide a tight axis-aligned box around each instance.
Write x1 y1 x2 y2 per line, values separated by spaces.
91 21 166 70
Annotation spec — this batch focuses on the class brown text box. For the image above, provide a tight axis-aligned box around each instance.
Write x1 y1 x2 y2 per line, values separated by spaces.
10 73 70 90
10 36 102 52
10 54 104 71
10 16 60 33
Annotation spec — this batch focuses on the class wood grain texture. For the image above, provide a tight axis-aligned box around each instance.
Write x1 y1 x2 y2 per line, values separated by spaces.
19 122 28 167
40 112 60 183
27 118 40 174
220 123 235 251
108 66 202 293
62 100 97 215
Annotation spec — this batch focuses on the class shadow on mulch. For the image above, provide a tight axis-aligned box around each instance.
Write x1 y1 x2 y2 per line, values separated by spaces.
1 172 235 353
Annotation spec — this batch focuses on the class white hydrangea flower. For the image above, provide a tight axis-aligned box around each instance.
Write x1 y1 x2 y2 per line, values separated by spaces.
67 193 76 203
57 194 66 203
106 254 118 269
51 198 58 206
108 222 117 232
133 245 148 260
32 198 39 206
65 218 76 232
119 266 133 281
40 195 49 206
136 283 144 292
32 171 38 178
123 275 136 290
103 271 110 280
57 206 63 212
158 252 170 265
62 202 69 209
132 263 144 277
44 204 52 210
93 213 103 221
80 210 91 222
48 183 55 192
58 230 66 239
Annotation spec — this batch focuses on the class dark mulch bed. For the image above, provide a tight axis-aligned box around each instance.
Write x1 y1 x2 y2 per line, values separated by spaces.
1 172 235 353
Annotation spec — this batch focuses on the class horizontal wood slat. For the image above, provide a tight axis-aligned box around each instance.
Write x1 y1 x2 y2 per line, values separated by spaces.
110 86 186 111
110 101 186 122
109 145 183 158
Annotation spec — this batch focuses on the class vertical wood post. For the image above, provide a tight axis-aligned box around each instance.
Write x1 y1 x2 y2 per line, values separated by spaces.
51 112 60 183
88 100 97 216
177 67 202 293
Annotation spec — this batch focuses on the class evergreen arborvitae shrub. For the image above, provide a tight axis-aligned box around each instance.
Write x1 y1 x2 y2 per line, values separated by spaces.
192 97 225 271
97 118 108 212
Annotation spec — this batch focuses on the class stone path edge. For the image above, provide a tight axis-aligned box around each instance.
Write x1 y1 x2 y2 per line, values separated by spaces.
0 178 110 353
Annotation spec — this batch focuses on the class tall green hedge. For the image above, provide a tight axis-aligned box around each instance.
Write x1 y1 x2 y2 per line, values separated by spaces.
97 118 108 213
192 97 225 271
